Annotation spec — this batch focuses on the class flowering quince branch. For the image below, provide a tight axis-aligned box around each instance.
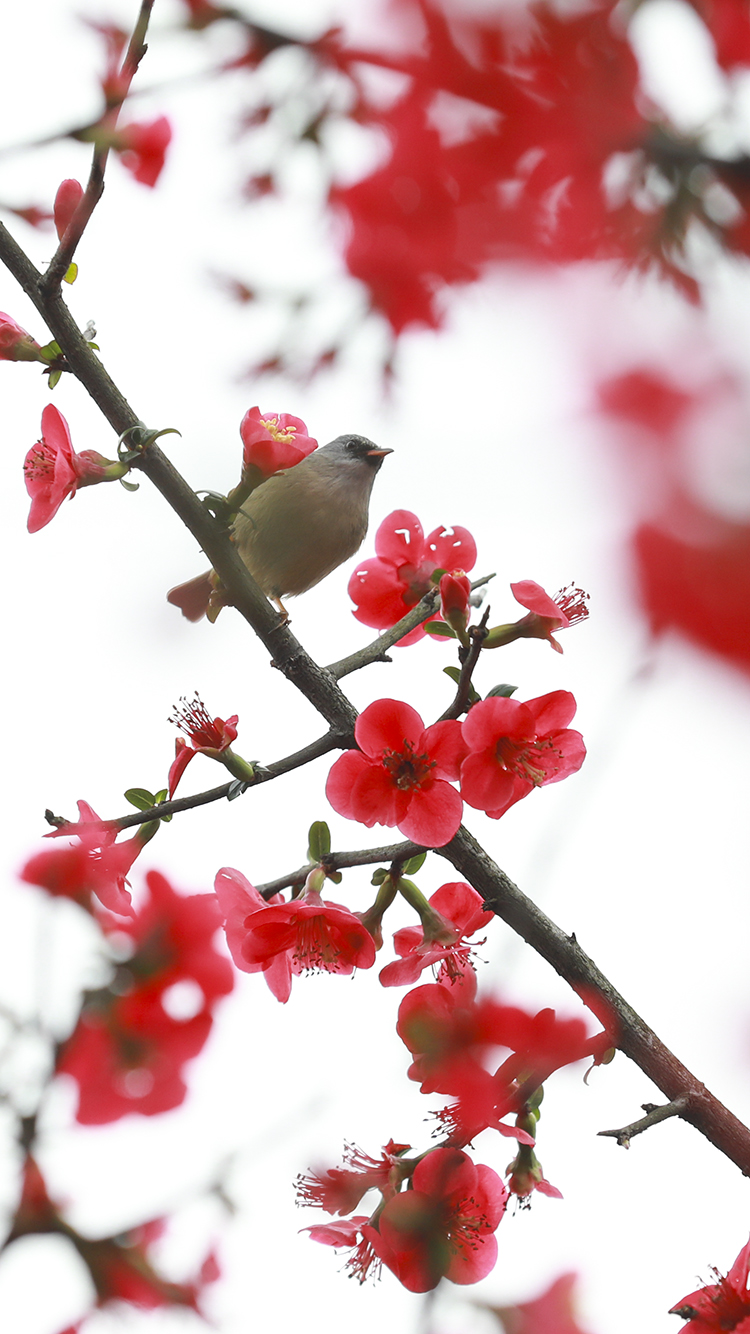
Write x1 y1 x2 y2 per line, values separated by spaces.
598 1097 689 1149
436 606 491 722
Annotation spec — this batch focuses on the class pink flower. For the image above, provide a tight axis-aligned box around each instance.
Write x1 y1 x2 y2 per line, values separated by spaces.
365 1147 507 1292
214 866 293 1003
53 179 84 240
0 311 44 362
348 510 477 644
239 406 317 476
670 1235 750 1331
23 404 112 533
326 698 466 846
508 581 590 653
167 695 244 797
117 117 172 187
459 691 586 820
304 1215 382 1283
484 1272 594 1334
22 800 142 916
379 881 493 988
297 1141 411 1215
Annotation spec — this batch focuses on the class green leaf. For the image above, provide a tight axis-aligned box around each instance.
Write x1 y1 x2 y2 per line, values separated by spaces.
486 684 518 699
47 369 61 389
371 867 389 886
227 779 249 800
430 567 447 585
424 621 455 638
443 665 480 705
124 788 157 811
307 820 331 862
86 340 100 351
119 477 139 492
326 871 342 885
63 262 78 285
402 852 426 875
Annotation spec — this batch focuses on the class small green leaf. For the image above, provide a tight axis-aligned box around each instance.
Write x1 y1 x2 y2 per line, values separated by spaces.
371 867 389 886
402 852 426 875
119 477 139 492
486 684 518 699
443 665 480 705
86 340 100 351
307 820 332 862
47 368 61 389
63 262 78 284
227 779 249 800
430 567 447 585
424 621 455 638
124 788 157 811
326 871 343 885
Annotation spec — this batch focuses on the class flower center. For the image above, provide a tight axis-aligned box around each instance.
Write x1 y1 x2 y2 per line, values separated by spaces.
382 742 435 790
293 915 342 971
169 695 223 747
23 440 56 482
495 736 561 787
260 415 298 443
554 584 590 625
446 1197 489 1253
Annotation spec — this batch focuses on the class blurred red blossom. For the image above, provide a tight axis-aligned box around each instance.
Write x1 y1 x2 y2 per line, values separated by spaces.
58 870 233 1122
239 405 317 476
482 1270 594 1334
364 1147 507 1292
670 1233 750 1331
379 880 493 988
116 117 172 187
459 691 586 819
326 698 466 845
22 799 145 916
348 509 477 644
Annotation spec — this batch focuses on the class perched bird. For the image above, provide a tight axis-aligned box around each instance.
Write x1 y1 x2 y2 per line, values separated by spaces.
168 434 392 621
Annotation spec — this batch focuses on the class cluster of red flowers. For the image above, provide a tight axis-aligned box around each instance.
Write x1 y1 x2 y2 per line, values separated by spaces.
326 689 585 845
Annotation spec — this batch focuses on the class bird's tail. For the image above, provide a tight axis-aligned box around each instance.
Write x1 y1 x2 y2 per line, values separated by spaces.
167 571 214 621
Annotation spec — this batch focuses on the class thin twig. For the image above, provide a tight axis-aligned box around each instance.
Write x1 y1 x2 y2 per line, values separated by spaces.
437 605 490 721
255 839 426 897
598 1099 688 1149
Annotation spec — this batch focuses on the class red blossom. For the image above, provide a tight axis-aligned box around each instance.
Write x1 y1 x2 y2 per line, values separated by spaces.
348 509 477 644
167 694 240 797
239 405 318 476
23 405 114 533
58 870 233 1123
239 877 377 985
117 117 172 187
508 581 590 653
53 178 84 240
379 881 493 988
483 1271 594 1334
0 310 43 362
365 1147 507 1292
304 1215 382 1283
459 691 586 820
670 1235 750 1331
21 800 145 916
297 1140 411 1215
326 698 466 846
214 865 293 1002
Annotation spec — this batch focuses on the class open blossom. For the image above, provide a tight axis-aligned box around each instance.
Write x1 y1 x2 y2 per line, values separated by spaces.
305 1216 382 1284
239 405 317 476
297 1140 411 1215
459 691 586 820
21 799 146 916
23 404 120 533
508 582 590 653
0 311 44 362
481 1272 593 1334
116 116 172 187
670 1235 750 1331
168 695 254 797
326 698 466 846
365 1147 507 1292
348 510 477 644
379 881 493 988
216 868 376 1000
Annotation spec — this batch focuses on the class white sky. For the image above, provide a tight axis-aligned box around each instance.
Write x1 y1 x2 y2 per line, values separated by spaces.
1 2 750 1333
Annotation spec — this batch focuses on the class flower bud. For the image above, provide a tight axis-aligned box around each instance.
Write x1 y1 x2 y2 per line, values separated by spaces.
0 312 45 363
53 179 84 240
439 569 472 643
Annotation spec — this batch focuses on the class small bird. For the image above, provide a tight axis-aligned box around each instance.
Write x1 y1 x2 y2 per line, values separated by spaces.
168 433 392 621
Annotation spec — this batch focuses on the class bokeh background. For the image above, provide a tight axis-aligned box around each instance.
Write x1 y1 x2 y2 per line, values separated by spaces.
1 1 750 1331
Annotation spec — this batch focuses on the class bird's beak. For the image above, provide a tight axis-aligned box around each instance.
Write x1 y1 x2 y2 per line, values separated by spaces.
367 447 394 458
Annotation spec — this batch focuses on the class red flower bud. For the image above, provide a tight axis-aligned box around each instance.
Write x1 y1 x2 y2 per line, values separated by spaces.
53 178 84 240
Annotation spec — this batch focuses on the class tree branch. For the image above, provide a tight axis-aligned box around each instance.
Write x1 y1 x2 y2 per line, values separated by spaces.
437 606 490 721
598 1099 688 1149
